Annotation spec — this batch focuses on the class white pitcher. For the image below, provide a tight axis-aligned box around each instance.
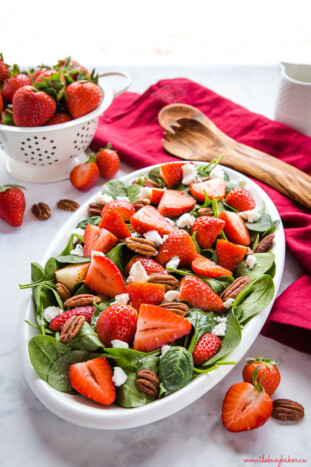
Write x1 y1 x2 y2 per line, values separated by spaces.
274 62 311 136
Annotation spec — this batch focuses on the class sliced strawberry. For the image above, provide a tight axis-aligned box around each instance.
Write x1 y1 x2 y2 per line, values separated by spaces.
158 190 196 218
99 208 131 239
192 333 222 366
50 306 95 331
191 254 232 278
179 276 225 312
216 239 247 271
84 255 126 298
101 200 135 221
190 178 226 202
69 357 116 406
130 205 175 236
96 303 138 347
55 263 90 290
83 224 118 257
225 187 256 212
190 216 225 249
127 282 165 311
150 188 165 204
125 255 168 276
219 210 251 246
160 162 186 188
222 382 273 432
156 229 197 266
69 155 100 192
133 304 191 352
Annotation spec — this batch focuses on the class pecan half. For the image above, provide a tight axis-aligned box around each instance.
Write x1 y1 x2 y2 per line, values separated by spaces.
56 281 71 301
32 202 51 220
159 302 189 317
147 274 179 291
254 234 275 253
272 399 304 421
125 237 157 257
197 207 213 217
88 202 102 216
60 315 85 343
136 369 160 398
220 276 251 301
132 179 160 188
57 199 80 211
245 247 254 256
64 294 101 308
132 198 151 211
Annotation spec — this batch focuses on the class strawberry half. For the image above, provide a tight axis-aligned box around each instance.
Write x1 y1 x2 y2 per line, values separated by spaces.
190 216 225 250
150 188 165 204
84 255 126 298
156 229 197 266
0 185 25 227
160 162 186 188
191 254 232 278
158 190 196 218
216 239 247 271
222 381 273 432
69 155 100 192
99 208 131 239
190 178 226 203
69 357 116 405
179 276 225 312
131 205 175 236
50 306 95 331
55 263 90 290
133 304 191 352
219 210 251 246
96 303 138 347
125 255 168 276
225 187 256 212
127 282 165 311
192 333 222 366
83 224 118 257
101 200 135 221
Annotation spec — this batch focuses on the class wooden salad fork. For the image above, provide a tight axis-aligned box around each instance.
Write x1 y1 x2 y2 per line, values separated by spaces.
158 103 311 209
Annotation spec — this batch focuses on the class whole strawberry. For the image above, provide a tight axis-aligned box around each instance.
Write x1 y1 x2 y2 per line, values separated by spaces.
0 185 25 227
192 332 221 366
13 86 56 127
96 144 120 179
96 303 138 347
242 356 281 396
50 306 95 331
225 187 256 212
46 112 72 126
0 93 3 115
57 57 90 80
69 154 100 191
66 81 102 119
2 74 31 103
0 53 10 84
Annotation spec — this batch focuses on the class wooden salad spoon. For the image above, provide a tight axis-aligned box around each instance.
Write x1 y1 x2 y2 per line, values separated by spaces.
158 103 311 209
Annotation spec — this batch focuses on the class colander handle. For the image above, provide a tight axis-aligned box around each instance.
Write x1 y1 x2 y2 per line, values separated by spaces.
98 72 131 97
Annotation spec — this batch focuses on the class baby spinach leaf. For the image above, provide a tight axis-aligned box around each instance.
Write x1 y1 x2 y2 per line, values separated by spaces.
235 253 275 280
44 257 58 280
201 309 241 367
233 274 274 324
102 347 160 372
261 220 280 239
191 231 201 253
72 282 92 296
127 184 141 203
54 255 90 264
59 234 75 256
44 284 64 310
47 350 91 393
117 371 154 408
223 171 230 182
101 180 128 199
221 200 238 213
245 213 274 233
31 263 45 283
159 347 193 393
28 335 70 381
90 302 109 330
167 267 233 294
148 167 164 187
76 216 101 229
68 322 104 352
266 262 276 279
106 243 126 274
187 308 219 340
33 283 59 332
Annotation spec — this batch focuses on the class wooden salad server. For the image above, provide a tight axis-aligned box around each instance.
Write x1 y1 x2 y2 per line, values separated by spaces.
158 103 311 209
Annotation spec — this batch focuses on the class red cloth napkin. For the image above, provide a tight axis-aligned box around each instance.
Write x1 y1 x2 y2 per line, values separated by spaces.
91 78 311 354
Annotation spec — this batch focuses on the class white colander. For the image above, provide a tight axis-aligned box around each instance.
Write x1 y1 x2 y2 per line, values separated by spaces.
0 72 131 183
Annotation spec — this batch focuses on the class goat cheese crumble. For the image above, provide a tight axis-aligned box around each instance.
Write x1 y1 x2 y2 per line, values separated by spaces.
209 165 225 179
127 261 149 284
138 187 152 199
116 196 130 202
71 228 85 244
239 208 260 224
113 293 130 305
176 213 195 228
164 290 180 303
70 244 84 256
166 256 180 269
43 306 63 323
111 339 129 349
182 163 197 185
96 194 113 204
91 251 105 259
112 367 128 387
143 230 167 246
223 298 235 309
246 254 257 270
212 322 227 337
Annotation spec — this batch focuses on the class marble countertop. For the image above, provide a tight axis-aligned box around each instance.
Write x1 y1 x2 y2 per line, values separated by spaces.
1 66 310 467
